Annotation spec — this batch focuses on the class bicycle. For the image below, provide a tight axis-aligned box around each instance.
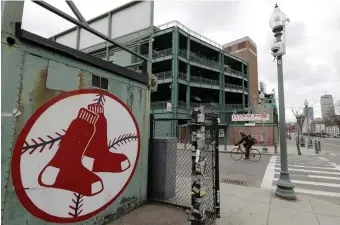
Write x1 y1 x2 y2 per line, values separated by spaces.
230 145 261 162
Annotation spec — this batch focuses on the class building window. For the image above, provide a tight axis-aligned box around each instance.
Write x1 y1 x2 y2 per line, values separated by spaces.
91 74 109 90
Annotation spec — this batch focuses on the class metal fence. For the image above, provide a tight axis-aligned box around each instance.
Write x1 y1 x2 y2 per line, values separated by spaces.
225 104 243 109
224 83 243 91
191 103 221 110
148 116 219 225
190 76 219 86
154 71 172 79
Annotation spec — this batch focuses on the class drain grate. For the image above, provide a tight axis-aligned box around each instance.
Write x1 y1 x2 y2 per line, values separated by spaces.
221 178 246 186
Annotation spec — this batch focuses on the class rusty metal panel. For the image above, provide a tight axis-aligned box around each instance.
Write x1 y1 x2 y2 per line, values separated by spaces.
2 41 150 225
1 43 24 222
46 60 82 91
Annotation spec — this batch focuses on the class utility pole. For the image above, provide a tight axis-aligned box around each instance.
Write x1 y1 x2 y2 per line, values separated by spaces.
269 4 296 200
259 92 268 153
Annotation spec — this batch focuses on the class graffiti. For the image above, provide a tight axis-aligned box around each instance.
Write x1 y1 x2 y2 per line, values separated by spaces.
11 89 141 223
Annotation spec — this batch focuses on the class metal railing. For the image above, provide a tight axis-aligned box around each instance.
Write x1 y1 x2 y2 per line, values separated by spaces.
225 84 243 91
178 49 187 58
189 51 220 69
178 72 187 80
151 101 187 109
154 71 172 79
147 48 172 59
158 20 222 49
191 102 221 110
151 101 247 110
230 69 242 76
178 101 186 109
190 76 219 86
225 104 244 109
151 101 169 109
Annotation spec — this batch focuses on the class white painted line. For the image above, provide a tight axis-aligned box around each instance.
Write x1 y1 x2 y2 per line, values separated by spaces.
322 142 340 148
261 155 277 189
273 161 328 166
274 172 306 177
308 175 340 180
273 178 340 188
319 157 329 161
274 168 340 175
270 186 340 197
274 164 337 170
293 188 340 197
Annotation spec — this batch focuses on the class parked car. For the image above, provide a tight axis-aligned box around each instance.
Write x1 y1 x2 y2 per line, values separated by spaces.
334 134 340 138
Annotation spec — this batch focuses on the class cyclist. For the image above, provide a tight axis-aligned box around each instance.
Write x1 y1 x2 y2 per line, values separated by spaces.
235 132 255 160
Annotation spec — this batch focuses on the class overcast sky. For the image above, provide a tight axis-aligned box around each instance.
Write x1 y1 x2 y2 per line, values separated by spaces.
21 0 340 121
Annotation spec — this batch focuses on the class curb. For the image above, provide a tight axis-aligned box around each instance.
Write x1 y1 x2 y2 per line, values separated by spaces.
219 150 275 155
219 150 327 156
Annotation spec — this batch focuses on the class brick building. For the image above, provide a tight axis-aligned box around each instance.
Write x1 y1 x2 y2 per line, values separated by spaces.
222 37 259 106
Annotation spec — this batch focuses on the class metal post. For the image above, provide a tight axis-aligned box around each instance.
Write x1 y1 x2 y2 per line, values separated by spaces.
306 105 313 148
274 142 278 154
314 140 319 154
213 115 220 218
318 141 321 151
274 34 296 200
189 107 206 224
262 103 268 153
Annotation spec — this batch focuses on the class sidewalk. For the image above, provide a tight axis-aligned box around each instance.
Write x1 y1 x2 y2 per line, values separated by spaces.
218 183 340 225
108 183 340 225
219 144 327 156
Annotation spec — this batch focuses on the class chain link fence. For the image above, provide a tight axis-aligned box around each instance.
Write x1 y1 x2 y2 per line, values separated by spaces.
147 116 218 225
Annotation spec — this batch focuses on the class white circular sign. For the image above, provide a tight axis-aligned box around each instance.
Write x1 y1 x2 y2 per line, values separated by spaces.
12 89 140 223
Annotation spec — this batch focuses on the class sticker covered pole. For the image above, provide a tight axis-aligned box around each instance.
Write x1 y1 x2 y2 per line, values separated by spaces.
188 104 207 224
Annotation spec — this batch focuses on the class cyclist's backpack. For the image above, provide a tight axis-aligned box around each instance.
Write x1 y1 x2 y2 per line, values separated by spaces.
248 135 257 144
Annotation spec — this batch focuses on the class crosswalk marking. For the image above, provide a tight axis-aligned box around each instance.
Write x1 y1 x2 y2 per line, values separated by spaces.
263 155 340 200
274 164 338 170
274 168 340 175
271 186 340 197
273 178 340 188
274 172 340 180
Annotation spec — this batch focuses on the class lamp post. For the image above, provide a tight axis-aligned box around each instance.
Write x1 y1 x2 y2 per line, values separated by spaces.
304 99 313 148
269 4 296 200
259 91 268 153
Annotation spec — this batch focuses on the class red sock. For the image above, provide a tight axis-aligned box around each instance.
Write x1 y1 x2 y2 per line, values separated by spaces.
38 108 104 196
84 104 130 173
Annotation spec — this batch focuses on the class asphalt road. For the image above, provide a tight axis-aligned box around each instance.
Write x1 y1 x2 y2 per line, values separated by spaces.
219 151 271 187
220 136 340 205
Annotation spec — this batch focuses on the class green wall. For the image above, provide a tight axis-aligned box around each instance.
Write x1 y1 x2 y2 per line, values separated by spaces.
1 36 150 224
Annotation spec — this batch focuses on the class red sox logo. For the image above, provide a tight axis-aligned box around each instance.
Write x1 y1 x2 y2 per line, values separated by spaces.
11 89 140 223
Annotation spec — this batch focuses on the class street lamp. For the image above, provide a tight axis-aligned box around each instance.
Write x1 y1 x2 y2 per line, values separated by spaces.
269 4 296 200
259 91 268 153
304 99 313 148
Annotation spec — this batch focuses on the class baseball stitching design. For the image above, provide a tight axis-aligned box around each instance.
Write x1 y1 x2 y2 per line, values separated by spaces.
108 133 138 150
22 132 137 155
22 129 66 155
93 94 105 106
68 193 84 217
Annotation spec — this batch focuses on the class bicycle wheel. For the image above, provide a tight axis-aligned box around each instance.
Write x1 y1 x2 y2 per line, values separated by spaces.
249 149 261 162
230 148 243 161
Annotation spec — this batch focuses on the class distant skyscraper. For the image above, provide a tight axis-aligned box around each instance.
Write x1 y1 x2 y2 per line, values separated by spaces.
320 94 335 120
304 107 314 120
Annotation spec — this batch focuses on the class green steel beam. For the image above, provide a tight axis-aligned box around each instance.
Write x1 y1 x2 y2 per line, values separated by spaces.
32 0 149 62
242 63 245 108
186 35 191 109
171 27 179 114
